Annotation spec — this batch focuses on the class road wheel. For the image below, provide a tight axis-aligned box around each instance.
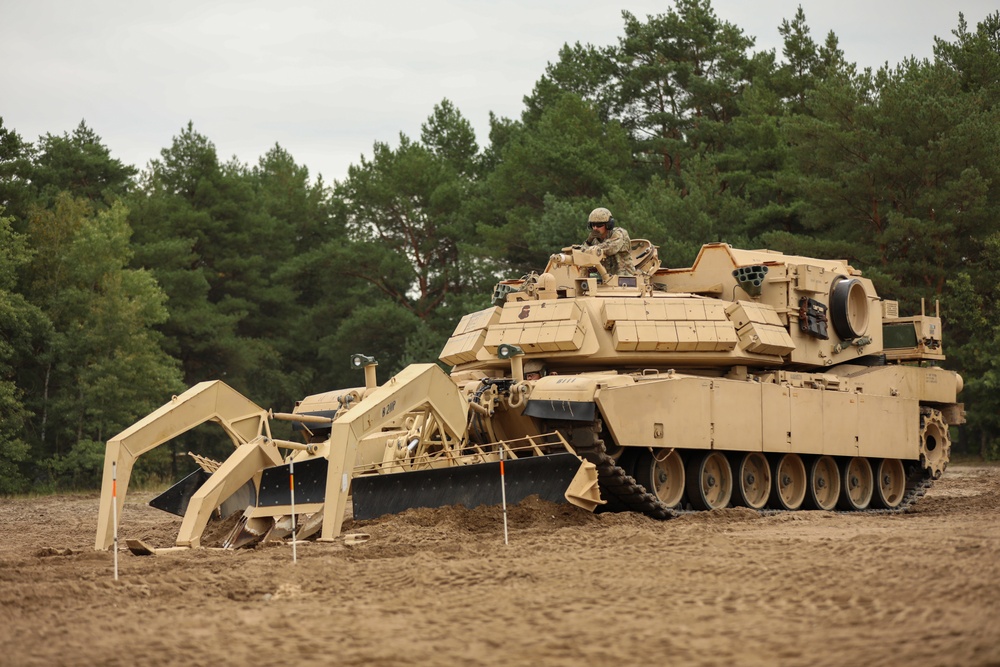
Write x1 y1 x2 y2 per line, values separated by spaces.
634 449 685 509
769 453 807 510
805 455 841 511
838 457 873 510
685 451 733 510
872 458 906 509
731 452 771 509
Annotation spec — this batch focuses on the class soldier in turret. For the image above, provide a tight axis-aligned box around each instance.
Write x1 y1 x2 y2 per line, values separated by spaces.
524 359 546 381
583 207 635 277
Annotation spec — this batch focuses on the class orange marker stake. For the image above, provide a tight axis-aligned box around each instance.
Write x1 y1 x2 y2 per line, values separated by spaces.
112 461 119 581
289 458 297 563
500 450 509 545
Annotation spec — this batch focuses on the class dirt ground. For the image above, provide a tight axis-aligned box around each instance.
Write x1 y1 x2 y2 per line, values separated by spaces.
1 464 998 667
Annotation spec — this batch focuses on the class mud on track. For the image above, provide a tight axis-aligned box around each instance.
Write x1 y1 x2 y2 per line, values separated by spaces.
1 464 998 667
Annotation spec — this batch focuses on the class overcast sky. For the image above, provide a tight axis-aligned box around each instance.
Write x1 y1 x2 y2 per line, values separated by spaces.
2 0 995 185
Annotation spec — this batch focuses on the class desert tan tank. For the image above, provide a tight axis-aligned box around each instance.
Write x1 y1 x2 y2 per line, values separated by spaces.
441 240 964 513
96 240 965 552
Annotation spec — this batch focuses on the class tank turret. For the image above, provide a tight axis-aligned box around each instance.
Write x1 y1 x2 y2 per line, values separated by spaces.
441 242 902 373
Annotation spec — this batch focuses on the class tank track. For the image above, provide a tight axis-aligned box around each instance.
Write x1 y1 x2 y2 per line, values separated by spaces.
568 421 677 520
871 463 934 515
566 420 936 519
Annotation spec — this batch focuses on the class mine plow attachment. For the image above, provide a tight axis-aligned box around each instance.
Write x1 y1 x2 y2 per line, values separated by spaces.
200 362 476 548
95 380 270 550
352 431 605 520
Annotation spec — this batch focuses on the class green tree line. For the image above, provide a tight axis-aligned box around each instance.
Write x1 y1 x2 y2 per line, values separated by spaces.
2 1 998 491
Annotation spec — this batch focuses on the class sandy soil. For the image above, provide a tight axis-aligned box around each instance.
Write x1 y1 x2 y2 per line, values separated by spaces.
1 464 998 667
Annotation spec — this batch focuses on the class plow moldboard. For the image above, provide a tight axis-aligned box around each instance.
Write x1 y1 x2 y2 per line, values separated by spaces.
351 453 582 520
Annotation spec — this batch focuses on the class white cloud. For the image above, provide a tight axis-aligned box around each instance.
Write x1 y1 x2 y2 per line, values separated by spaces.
2 0 994 183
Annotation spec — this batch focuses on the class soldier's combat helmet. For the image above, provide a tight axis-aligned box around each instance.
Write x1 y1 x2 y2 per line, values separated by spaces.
587 207 615 231
523 359 546 378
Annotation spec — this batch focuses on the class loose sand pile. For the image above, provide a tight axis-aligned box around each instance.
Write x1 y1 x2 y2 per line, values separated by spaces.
1 465 997 666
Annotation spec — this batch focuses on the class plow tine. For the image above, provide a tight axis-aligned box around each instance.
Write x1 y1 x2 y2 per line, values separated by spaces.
223 516 273 550
351 452 587 521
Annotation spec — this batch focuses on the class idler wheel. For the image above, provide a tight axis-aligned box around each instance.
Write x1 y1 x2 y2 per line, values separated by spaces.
769 453 807 510
838 457 874 510
805 455 841 511
634 449 685 509
685 451 733 510
731 452 771 509
872 458 906 509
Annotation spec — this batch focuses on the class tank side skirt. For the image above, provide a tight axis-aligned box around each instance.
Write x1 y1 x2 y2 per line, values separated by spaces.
596 377 921 459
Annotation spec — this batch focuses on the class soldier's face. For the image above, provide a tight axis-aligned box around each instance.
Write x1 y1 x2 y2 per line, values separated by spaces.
590 222 607 239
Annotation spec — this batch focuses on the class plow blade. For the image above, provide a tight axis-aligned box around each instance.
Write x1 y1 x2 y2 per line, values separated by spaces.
352 452 587 521
149 469 211 517
150 470 257 520
256 457 329 506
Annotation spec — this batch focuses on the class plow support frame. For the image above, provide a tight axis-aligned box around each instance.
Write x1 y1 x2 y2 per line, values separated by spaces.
319 363 470 541
175 437 283 547
95 381 269 550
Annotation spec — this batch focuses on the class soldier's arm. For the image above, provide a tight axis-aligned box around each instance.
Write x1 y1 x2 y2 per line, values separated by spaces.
598 229 629 255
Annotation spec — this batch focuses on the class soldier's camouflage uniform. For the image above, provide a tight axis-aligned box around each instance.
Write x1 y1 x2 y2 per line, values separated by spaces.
584 227 636 277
